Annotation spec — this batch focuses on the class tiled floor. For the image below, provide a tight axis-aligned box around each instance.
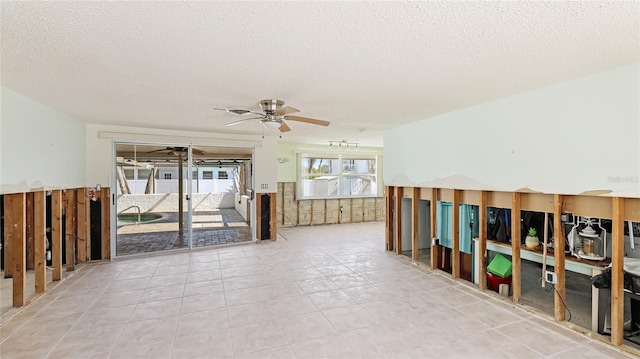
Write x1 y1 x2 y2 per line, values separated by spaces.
1 222 636 358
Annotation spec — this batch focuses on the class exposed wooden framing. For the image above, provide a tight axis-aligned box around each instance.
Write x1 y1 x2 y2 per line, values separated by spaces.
563 195 612 219
385 186 393 251
51 190 63 281
349 198 353 223
77 188 87 263
451 190 461 278
460 190 480 206
511 192 522 303
478 191 488 290
419 187 432 201
34 191 47 293
65 189 76 271
412 187 419 261
25 192 35 271
256 194 262 240
87 195 92 262
439 188 453 203
553 194 566 321
520 193 554 213
395 187 403 255
270 193 277 240
625 198 640 222
430 188 438 269
611 197 625 346
310 198 314 224
101 187 110 260
6 193 26 307
324 198 327 223
488 191 512 209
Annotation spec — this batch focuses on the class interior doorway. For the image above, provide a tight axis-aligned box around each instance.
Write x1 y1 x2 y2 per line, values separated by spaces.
114 143 253 257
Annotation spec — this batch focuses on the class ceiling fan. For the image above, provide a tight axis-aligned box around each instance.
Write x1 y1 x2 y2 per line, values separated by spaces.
146 146 207 156
215 99 330 132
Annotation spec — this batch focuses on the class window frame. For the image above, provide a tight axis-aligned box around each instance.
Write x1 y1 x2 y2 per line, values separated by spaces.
296 152 381 200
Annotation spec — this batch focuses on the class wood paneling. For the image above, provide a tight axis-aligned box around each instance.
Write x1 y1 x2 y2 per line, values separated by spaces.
51 190 63 281
386 186 393 251
439 188 453 203
270 193 277 240
511 192 522 303
460 190 480 206
488 191 512 209
430 188 437 269
563 195 612 219
101 187 110 260
5 193 26 307
478 191 488 290
419 187 432 201
625 198 640 222
34 191 47 293
553 194 566 321
25 192 35 271
412 187 419 261
77 189 87 263
611 197 625 346
521 193 554 213
451 189 460 279
65 189 77 271
395 187 403 255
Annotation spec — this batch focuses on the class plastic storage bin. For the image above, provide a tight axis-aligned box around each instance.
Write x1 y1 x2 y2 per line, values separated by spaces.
487 253 512 278
487 272 512 294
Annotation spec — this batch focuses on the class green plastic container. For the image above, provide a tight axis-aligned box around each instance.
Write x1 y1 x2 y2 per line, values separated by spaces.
487 253 512 278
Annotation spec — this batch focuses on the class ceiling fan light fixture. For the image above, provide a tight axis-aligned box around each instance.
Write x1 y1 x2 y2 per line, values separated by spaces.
262 120 281 130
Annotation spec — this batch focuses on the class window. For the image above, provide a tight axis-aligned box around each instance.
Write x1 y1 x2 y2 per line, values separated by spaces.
164 173 172 180
202 171 213 180
218 171 229 180
298 153 380 199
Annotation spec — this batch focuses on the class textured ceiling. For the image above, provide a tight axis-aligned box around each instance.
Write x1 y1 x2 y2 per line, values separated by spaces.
2 1 638 147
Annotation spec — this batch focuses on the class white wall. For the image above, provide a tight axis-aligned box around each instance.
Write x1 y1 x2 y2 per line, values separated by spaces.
1 87 86 194
86 124 275 192
384 64 640 198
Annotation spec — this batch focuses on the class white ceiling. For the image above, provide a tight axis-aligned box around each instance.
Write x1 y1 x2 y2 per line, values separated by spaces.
2 1 638 147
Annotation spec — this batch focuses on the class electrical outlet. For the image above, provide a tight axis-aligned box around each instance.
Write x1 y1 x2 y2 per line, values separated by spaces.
432 237 439 246
545 270 557 284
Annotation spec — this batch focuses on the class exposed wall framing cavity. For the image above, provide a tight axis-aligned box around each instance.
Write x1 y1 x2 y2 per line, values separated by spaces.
276 182 385 228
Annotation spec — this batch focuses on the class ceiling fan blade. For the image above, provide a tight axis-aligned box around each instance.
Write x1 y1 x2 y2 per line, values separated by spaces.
275 106 300 116
279 122 292 132
146 147 173 153
225 117 264 126
214 107 254 116
284 115 330 127
192 149 206 156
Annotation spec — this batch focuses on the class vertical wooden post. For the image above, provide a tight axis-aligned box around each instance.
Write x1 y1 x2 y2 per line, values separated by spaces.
430 188 438 270
553 194 566 321
385 186 394 251
395 187 403 255
87 194 92 262
478 191 488 290
101 187 110 260
77 188 87 263
34 191 47 293
611 197 625 346
270 193 277 240
451 189 460 279
51 190 63 281
412 187 419 261
5 193 26 307
511 192 522 303
25 192 35 271
65 188 76 271
255 194 262 240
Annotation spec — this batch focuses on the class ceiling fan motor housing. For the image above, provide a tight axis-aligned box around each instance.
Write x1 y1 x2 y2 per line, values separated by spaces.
260 99 284 113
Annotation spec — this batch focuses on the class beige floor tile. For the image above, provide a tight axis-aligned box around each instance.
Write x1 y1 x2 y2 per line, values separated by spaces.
291 334 357 358
308 289 356 310
233 344 296 359
153 264 189 276
297 278 339 294
279 311 337 343
47 323 125 359
130 297 183 322
316 265 354 277
109 339 173 359
183 279 224 296
115 315 178 349
104 277 151 293
227 301 276 327
229 320 288 355
269 294 319 318
180 291 226 314
186 269 221 282
327 273 370 289
140 283 185 303
147 273 187 288
176 307 229 338
171 328 233 358
322 304 377 332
